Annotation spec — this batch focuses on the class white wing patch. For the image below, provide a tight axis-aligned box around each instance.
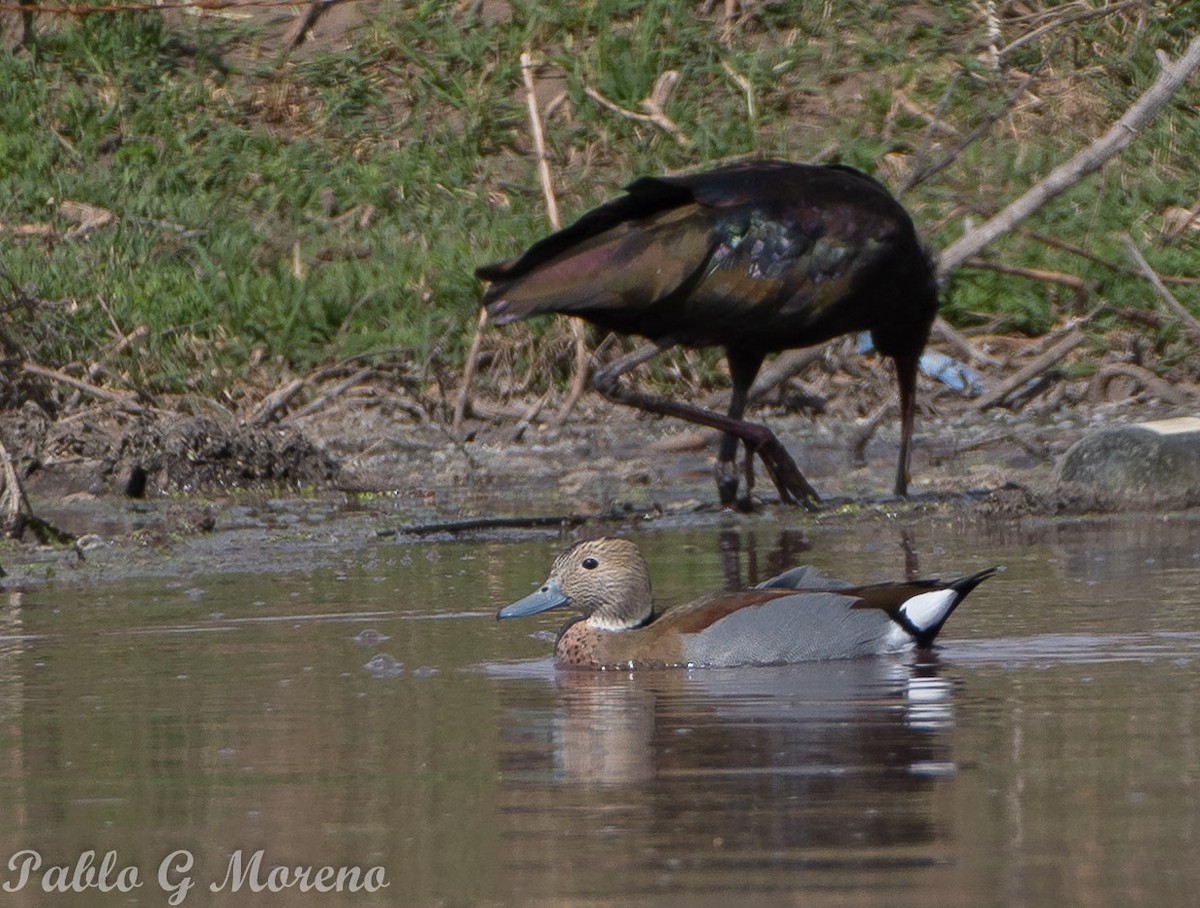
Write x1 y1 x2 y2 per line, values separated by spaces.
899 589 958 633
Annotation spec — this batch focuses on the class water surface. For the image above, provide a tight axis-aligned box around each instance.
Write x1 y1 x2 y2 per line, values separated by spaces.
2 514 1199 905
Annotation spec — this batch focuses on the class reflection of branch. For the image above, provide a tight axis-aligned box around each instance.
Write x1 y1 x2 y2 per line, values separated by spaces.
1121 235 1200 342
939 35 1200 278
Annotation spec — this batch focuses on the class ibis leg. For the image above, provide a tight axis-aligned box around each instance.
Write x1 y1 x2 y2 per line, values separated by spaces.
892 352 920 496
593 347 821 510
718 351 764 508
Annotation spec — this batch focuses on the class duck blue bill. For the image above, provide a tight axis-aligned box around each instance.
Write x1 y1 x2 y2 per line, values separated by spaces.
496 577 569 619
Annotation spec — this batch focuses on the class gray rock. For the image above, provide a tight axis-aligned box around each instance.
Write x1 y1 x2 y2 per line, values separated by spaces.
1057 417 1200 506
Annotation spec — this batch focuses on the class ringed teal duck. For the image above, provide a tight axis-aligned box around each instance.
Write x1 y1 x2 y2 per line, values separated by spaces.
497 538 996 670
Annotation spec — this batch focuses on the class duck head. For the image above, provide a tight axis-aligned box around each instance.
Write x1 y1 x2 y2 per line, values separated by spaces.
496 537 653 631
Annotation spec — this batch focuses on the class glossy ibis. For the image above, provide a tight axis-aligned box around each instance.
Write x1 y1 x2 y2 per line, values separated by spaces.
477 160 939 508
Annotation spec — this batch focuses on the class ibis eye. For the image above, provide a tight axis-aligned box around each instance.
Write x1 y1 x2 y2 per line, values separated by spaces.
581 557 599 570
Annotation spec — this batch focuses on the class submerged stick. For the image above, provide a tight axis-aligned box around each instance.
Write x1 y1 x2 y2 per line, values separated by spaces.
379 513 591 538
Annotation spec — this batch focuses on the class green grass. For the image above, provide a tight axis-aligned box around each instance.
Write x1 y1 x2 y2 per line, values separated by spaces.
0 1 1196 400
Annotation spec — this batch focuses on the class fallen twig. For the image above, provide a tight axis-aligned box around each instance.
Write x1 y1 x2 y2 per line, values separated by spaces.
1113 306 1169 331
512 52 588 429
455 53 591 435
721 60 756 120
901 54 1052 194
522 54 561 228
848 401 891 466
67 321 156 410
1162 198 1200 243
964 257 1090 310
0 222 55 238
0 433 28 538
931 319 1004 369
719 0 737 48
126 215 206 239
283 0 335 50
704 347 825 411
973 325 1086 411
1120 234 1200 342
1088 362 1190 406
997 0 1144 60
748 348 825 406
0 0 327 14
280 367 374 425
453 308 488 435
20 361 148 413
584 70 692 147
895 89 961 137
1020 227 1200 285
931 430 1050 463
58 199 115 240
510 390 550 443
985 0 1001 71
900 73 962 201
250 357 397 426
249 376 308 426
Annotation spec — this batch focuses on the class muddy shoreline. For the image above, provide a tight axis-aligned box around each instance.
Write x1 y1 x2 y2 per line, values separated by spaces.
2 384 1195 590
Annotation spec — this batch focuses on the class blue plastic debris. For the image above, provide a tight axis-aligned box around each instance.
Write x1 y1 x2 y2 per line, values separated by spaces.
857 333 984 397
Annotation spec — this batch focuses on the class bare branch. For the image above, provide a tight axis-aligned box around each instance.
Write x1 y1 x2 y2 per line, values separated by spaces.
1020 227 1200 285
938 35 1200 278
963 257 1090 310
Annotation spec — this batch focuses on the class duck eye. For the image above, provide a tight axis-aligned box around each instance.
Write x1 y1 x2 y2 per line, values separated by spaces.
581 557 599 570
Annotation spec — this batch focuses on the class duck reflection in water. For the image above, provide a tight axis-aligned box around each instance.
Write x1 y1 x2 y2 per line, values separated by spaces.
495 658 962 897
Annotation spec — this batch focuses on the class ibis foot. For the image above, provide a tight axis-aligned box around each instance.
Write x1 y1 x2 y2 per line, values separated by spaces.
750 435 822 512
715 460 740 509
595 369 822 510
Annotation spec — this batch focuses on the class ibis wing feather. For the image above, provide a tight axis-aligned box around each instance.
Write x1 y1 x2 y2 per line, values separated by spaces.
478 161 935 353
